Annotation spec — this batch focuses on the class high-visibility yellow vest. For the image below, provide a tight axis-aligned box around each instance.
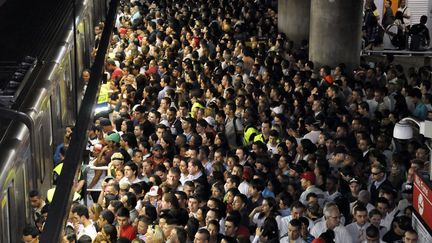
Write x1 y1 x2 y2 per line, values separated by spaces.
97 83 110 104
190 101 205 118
243 126 261 145
253 133 265 143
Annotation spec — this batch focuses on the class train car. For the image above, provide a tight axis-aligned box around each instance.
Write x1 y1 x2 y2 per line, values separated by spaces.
0 0 107 241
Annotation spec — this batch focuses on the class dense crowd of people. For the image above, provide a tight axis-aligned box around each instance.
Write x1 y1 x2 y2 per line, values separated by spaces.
23 0 432 242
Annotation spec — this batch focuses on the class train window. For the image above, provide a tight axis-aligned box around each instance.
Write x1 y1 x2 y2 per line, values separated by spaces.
83 14 93 63
37 123 44 184
46 101 53 146
59 68 68 124
77 21 85 73
54 84 61 123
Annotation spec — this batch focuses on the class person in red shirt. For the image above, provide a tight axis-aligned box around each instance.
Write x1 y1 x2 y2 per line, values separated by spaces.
106 59 123 81
116 207 136 241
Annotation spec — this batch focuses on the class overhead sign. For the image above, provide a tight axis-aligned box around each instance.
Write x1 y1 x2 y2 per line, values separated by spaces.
413 173 432 231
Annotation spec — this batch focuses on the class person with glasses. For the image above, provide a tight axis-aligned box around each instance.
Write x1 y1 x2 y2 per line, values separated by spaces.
369 164 393 205
310 202 353 243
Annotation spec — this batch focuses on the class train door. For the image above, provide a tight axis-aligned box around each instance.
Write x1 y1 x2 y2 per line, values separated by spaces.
38 99 53 189
76 19 87 111
0 188 11 243
13 167 27 242
0 167 28 242
0 169 24 243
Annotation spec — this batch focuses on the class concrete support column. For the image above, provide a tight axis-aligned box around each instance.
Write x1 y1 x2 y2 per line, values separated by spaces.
278 0 310 46
309 0 363 71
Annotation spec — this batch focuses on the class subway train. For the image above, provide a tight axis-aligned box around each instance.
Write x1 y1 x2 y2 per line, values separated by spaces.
0 0 107 241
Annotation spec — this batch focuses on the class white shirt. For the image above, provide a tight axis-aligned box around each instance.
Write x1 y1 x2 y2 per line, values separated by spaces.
397 5 411 25
280 215 314 239
324 191 342 203
279 235 307 243
77 222 97 241
303 130 321 145
119 176 141 185
184 171 203 182
311 220 354 243
346 222 370 243
238 181 250 196
299 185 325 207
180 173 189 185
381 207 400 231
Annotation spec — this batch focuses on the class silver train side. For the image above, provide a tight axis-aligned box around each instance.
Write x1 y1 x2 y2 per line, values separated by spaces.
0 0 107 242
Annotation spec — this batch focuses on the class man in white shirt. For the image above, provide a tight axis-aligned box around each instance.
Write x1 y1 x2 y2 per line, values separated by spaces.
119 161 141 185
299 171 325 207
72 204 97 240
302 117 321 145
280 201 314 238
232 164 250 196
397 0 411 26
311 202 353 243
280 219 307 243
346 204 370 243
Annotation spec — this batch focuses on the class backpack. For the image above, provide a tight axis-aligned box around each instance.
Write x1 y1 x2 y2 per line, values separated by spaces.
409 24 427 50
387 24 404 48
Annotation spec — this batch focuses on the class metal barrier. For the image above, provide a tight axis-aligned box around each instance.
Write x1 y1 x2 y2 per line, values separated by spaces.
85 165 108 192
362 49 432 56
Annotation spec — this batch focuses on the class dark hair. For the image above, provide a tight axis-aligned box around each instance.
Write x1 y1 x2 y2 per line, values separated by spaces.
29 190 40 198
23 224 39 238
174 226 188 242
77 234 92 243
130 183 143 195
227 174 241 187
144 204 157 222
208 219 220 231
289 218 302 228
420 15 428 24
366 225 380 238
261 217 279 240
103 224 117 241
100 209 115 224
186 217 200 241
116 207 130 218
163 192 180 209
225 215 239 228
72 204 89 219
196 228 210 241
125 192 137 208
298 216 310 227
319 229 335 243
121 132 138 149
250 178 265 192
124 161 139 176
